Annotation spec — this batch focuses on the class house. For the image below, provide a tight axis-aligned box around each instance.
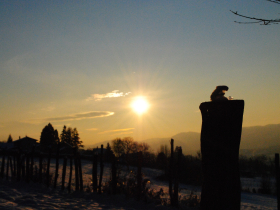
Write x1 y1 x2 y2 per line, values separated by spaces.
13 136 39 152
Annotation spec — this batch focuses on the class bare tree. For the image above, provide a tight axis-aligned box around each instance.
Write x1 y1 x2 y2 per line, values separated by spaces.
231 0 280 25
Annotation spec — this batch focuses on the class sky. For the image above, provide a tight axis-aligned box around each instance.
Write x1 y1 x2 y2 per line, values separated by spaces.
0 0 280 146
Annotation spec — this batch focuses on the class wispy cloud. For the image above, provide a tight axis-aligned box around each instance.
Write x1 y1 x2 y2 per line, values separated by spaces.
25 111 114 124
109 131 133 136
98 128 135 134
86 90 131 101
86 128 98 131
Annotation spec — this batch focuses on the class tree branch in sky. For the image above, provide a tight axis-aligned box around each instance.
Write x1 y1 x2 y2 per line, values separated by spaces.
230 0 280 25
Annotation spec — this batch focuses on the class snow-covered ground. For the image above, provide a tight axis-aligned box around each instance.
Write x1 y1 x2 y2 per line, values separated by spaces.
0 158 277 209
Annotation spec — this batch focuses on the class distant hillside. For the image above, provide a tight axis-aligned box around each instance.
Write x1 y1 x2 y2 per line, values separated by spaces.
85 124 280 156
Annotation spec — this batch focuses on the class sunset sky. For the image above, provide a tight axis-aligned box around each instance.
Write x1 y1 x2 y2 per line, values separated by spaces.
1 0 280 145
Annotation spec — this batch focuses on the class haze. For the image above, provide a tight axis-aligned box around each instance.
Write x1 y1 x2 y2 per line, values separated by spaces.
1 0 279 145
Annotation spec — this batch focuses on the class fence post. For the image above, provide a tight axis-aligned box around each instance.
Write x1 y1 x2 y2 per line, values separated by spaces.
137 151 143 196
92 153 98 192
39 153 43 183
74 147 79 192
54 143 60 189
17 152 21 181
26 154 30 183
68 156 73 193
21 155 25 179
6 156 9 180
111 154 117 194
30 146 34 180
13 154 16 178
78 153 83 192
46 149 51 187
169 139 174 206
275 153 280 210
1 151 6 178
9 156 14 180
61 157 67 191
174 146 182 207
98 145 104 194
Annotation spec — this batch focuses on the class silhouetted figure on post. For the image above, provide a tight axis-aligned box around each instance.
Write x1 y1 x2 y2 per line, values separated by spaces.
199 86 244 210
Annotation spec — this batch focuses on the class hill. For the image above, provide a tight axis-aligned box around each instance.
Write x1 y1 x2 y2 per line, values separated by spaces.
85 124 280 156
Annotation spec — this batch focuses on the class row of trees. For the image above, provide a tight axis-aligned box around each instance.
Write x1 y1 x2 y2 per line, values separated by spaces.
40 123 83 148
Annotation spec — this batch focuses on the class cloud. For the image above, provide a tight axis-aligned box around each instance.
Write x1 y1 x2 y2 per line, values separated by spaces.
25 111 114 124
86 90 131 101
98 128 135 134
86 128 98 131
109 131 133 136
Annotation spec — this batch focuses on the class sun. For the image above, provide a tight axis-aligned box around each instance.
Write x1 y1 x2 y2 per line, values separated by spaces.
131 96 149 114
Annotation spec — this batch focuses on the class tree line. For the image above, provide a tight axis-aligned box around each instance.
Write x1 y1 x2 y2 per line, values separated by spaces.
40 123 83 149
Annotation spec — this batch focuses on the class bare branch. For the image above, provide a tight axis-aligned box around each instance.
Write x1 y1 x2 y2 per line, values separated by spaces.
230 10 280 25
267 0 280 4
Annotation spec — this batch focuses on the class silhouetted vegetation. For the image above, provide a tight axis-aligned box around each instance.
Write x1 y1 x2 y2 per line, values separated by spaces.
60 125 83 148
40 123 59 148
7 134 13 143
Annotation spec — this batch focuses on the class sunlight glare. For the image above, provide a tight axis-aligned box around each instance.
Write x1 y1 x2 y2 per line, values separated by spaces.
131 96 149 115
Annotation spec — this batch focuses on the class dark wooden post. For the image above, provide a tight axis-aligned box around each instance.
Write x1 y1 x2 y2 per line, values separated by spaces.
21 155 25 179
92 153 98 192
30 146 34 180
39 154 43 183
68 156 73 193
78 154 83 192
6 156 9 180
13 154 16 178
275 153 280 210
199 100 244 210
61 157 67 191
169 139 174 206
174 147 182 207
17 152 21 181
9 156 14 179
46 149 51 187
26 154 30 183
137 151 143 196
74 147 79 192
98 145 104 194
111 154 117 194
1 151 6 178
54 143 60 189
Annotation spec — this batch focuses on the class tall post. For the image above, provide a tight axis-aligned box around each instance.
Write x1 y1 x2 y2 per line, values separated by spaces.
169 139 174 206
25 154 29 183
200 100 244 210
98 145 104 194
275 153 280 210
174 147 182 207
68 156 73 193
39 154 43 183
46 149 51 187
92 153 98 192
61 157 67 191
78 153 83 192
54 143 60 189
1 151 6 178
111 154 117 194
74 147 79 192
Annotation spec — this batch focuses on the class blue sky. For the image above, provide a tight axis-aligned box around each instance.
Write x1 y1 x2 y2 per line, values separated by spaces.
1 0 280 145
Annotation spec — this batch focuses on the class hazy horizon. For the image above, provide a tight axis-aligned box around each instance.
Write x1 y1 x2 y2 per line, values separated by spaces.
1 1 280 145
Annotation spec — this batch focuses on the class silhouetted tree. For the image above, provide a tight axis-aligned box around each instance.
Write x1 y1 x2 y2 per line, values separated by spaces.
231 0 280 25
60 126 83 148
105 142 114 161
40 123 59 147
112 138 124 157
7 134 13 143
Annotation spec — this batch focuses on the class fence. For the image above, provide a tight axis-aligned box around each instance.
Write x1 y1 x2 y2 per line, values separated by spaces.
0 140 184 207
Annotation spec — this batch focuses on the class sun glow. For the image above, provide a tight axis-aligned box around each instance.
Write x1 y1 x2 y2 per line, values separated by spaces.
131 96 149 115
